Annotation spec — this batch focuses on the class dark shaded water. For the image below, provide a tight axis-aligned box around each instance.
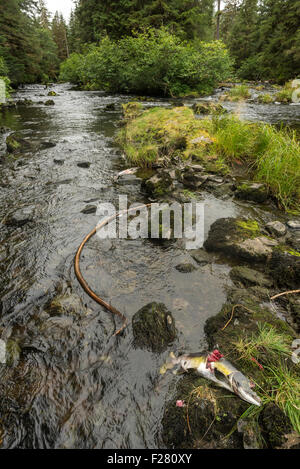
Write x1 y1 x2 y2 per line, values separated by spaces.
0 84 299 448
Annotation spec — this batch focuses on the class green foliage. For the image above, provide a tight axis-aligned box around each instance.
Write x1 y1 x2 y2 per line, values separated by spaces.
0 76 13 99
74 0 215 43
220 0 300 82
60 29 233 96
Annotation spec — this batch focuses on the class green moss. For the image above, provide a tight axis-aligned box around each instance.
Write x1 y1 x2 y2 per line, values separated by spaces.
236 219 260 236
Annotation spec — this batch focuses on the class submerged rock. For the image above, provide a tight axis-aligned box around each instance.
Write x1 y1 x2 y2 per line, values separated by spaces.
6 132 32 153
5 205 35 226
175 263 197 273
44 100 55 106
190 249 212 266
81 204 97 214
77 161 91 169
230 266 273 288
132 302 177 353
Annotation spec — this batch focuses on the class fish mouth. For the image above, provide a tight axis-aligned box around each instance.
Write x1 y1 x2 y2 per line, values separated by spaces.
235 386 262 406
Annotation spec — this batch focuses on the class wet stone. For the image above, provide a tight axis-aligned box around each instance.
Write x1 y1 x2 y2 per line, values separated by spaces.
81 204 97 214
265 221 287 237
287 220 300 230
44 100 55 106
132 302 177 353
230 266 273 288
77 162 91 168
235 182 269 203
6 132 32 153
53 158 64 165
6 205 35 226
190 249 212 266
175 263 197 273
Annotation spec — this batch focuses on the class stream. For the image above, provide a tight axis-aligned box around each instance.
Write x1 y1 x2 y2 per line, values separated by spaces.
0 83 299 448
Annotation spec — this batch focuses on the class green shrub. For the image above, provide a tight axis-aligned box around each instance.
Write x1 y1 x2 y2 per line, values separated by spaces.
59 29 233 97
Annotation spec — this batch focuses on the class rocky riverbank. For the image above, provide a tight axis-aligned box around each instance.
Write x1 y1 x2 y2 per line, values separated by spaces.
116 101 300 448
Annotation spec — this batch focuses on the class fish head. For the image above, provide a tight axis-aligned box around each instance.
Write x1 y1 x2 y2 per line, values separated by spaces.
229 371 261 406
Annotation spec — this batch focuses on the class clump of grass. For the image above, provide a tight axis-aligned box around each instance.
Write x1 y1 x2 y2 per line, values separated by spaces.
267 364 300 434
233 324 300 435
118 105 215 168
236 219 260 236
258 94 274 104
212 115 300 209
226 84 251 101
234 323 291 363
275 82 294 103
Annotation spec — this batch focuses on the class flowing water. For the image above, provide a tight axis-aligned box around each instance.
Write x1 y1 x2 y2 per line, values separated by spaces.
0 84 299 448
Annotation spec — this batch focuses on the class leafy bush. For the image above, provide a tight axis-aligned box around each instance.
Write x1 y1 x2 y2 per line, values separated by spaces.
60 29 233 97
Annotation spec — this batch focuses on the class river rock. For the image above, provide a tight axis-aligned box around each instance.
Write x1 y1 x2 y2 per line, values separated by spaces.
175 263 197 273
40 141 56 149
204 217 278 262
6 205 35 226
132 302 177 353
230 266 273 288
141 173 174 198
287 220 300 230
269 247 300 288
190 249 212 266
45 292 85 317
181 167 208 189
47 91 57 96
235 182 269 203
6 132 32 153
192 101 226 115
44 100 55 106
77 161 91 168
81 204 97 214
265 221 287 237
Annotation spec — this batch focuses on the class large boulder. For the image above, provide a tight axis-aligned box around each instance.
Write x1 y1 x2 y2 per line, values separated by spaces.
235 182 269 203
132 302 177 353
204 217 278 263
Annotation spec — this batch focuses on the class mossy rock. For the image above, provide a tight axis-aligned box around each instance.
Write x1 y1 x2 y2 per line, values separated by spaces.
44 100 55 106
192 101 226 115
175 263 197 273
141 172 174 198
161 373 246 449
6 132 32 153
259 403 293 448
44 292 85 317
269 247 300 289
204 217 278 263
132 302 177 353
235 182 269 203
47 91 57 96
230 266 273 288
